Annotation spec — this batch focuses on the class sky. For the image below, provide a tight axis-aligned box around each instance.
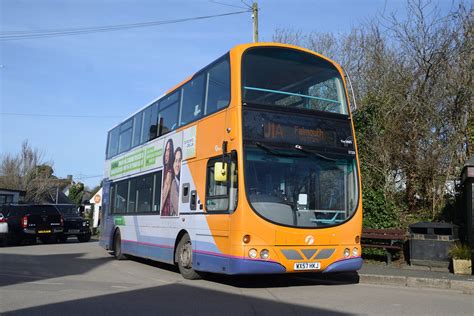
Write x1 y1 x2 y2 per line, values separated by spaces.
0 0 465 188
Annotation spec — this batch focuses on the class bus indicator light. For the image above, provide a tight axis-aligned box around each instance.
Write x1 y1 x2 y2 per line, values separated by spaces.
355 235 360 244
243 234 251 244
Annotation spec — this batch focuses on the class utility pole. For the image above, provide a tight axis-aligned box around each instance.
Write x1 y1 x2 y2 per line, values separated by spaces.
252 2 258 42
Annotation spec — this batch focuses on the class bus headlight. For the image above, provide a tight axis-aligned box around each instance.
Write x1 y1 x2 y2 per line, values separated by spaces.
344 248 350 258
260 249 270 260
248 248 258 259
352 247 358 257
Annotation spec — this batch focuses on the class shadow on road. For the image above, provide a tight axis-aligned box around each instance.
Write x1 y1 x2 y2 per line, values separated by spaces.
4 283 354 316
129 255 360 288
0 247 109 287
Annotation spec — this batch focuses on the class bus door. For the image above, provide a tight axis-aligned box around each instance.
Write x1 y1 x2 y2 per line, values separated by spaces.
99 181 115 250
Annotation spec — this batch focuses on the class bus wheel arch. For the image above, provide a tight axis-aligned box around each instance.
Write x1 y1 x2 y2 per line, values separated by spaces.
113 228 127 260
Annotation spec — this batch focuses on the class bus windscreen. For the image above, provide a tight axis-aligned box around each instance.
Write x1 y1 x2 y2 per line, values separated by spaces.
242 47 348 115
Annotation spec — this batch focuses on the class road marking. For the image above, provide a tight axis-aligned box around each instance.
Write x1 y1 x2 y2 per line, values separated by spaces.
111 285 129 289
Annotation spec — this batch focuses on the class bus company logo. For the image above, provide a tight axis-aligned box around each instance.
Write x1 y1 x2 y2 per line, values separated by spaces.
305 235 315 245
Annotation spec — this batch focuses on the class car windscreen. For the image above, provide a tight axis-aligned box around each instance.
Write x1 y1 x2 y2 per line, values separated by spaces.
55 205 80 216
26 205 60 215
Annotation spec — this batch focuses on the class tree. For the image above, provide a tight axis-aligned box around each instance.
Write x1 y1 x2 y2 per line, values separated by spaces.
273 0 472 225
0 140 57 202
68 182 85 205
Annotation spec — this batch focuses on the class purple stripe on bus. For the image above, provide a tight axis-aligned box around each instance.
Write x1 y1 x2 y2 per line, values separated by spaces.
323 257 363 273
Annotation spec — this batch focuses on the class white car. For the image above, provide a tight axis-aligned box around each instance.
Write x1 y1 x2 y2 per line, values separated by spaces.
0 212 8 245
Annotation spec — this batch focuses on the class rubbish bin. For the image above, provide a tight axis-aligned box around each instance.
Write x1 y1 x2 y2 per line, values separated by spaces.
409 222 459 268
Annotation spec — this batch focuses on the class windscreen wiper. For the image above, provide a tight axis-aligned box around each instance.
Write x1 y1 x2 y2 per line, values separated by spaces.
293 144 337 162
256 142 305 158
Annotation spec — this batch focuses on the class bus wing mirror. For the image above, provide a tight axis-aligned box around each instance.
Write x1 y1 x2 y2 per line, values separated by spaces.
214 162 227 182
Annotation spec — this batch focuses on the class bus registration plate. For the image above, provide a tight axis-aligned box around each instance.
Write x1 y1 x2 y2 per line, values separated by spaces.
294 262 320 270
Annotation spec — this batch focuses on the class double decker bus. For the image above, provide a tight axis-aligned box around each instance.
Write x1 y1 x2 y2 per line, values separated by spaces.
99 43 362 279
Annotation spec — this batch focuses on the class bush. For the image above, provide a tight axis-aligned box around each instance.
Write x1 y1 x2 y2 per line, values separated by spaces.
449 243 471 260
362 189 398 229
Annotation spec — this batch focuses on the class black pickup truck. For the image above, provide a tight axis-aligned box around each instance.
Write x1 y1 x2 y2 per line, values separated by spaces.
0 204 64 245
54 204 91 242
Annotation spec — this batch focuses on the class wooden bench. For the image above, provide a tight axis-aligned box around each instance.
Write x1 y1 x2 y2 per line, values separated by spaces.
361 228 407 264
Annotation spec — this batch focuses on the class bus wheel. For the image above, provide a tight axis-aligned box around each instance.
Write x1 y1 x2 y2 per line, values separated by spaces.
113 230 127 260
176 234 201 280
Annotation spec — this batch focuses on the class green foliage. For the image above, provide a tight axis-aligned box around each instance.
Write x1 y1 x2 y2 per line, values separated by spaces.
35 165 54 178
362 189 398 229
449 243 472 260
68 182 84 206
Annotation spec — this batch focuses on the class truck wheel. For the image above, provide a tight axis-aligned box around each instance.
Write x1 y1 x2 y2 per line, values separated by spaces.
113 230 127 260
78 234 91 243
176 234 201 280
40 236 56 244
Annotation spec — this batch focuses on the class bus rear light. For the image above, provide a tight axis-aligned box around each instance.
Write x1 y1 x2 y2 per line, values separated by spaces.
260 249 269 260
22 215 28 228
355 235 360 244
248 248 258 259
243 234 251 244
0 215 7 223
344 248 350 258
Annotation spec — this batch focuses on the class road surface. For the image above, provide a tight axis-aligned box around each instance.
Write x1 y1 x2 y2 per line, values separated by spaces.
1 240 472 315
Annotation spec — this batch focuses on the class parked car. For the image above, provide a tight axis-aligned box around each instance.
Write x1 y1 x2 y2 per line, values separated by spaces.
54 204 91 242
0 204 64 245
0 212 8 246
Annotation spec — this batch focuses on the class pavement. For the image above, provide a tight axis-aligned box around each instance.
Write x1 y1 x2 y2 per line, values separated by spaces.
357 261 474 294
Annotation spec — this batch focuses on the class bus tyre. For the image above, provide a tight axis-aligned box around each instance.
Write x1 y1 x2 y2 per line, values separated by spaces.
176 234 201 280
113 230 127 260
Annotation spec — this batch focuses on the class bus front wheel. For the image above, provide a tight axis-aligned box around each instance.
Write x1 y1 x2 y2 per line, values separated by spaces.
176 234 201 280
113 230 127 260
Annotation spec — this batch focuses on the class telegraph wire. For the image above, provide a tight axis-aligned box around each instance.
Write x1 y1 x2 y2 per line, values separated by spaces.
74 174 103 180
1 112 123 118
209 0 250 10
0 10 251 41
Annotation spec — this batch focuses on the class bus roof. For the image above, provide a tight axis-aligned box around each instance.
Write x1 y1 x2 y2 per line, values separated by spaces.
107 42 343 132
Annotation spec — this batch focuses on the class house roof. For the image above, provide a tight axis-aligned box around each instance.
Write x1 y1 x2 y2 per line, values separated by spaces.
0 188 26 195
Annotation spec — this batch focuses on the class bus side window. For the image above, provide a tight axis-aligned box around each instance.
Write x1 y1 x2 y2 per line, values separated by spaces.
158 92 180 136
205 57 230 115
180 74 205 126
107 127 119 159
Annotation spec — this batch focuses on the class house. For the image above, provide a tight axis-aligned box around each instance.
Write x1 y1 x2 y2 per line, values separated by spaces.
0 188 26 205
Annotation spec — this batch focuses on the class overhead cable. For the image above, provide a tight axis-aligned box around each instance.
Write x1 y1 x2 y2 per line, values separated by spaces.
0 10 251 41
